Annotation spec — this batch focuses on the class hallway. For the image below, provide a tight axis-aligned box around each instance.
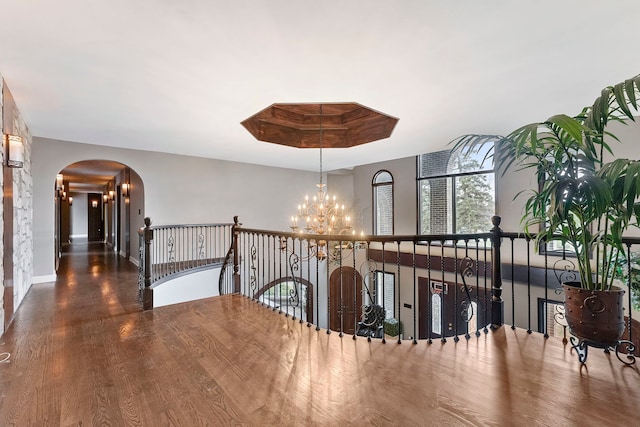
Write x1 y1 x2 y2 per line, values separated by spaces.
0 242 143 424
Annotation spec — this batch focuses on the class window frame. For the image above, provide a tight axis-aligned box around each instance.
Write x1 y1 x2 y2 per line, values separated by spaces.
372 170 394 236
416 144 496 236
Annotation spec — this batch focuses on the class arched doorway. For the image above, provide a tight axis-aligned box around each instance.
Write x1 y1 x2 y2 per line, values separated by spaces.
252 276 314 323
329 266 363 334
54 160 145 271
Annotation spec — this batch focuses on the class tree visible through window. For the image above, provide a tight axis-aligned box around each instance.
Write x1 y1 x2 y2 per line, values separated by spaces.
418 140 495 235
373 170 393 235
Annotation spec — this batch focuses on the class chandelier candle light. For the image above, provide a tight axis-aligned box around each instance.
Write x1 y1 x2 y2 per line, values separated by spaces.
241 101 398 258
289 105 353 260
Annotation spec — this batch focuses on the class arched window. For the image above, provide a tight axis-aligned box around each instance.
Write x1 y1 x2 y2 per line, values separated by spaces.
373 170 394 235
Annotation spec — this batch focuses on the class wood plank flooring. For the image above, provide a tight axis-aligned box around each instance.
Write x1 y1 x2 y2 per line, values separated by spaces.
1 242 639 426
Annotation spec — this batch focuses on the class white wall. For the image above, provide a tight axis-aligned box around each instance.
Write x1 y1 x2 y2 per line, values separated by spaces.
352 156 418 236
32 137 319 280
152 268 221 308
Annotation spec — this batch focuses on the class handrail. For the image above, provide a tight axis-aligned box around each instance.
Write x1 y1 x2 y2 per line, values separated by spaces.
138 218 234 309
224 215 638 354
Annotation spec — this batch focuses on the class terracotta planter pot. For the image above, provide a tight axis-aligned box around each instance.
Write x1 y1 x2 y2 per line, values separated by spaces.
563 282 626 345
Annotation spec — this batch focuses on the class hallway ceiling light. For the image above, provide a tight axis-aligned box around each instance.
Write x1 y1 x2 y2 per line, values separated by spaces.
4 134 24 168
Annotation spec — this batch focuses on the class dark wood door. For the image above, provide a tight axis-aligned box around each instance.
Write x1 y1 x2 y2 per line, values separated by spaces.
87 193 103 242
329 267 363 334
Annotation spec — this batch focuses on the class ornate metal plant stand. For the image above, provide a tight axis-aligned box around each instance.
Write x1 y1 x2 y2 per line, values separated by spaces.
569 337 636 365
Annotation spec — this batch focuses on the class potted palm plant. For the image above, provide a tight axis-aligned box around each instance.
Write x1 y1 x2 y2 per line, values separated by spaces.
458 74 640 352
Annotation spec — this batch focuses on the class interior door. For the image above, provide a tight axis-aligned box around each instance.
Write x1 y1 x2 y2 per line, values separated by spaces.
329 267 363 334
87 193 103 241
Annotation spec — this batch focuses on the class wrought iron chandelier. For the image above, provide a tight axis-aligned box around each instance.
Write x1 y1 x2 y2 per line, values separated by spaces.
289 105 353 256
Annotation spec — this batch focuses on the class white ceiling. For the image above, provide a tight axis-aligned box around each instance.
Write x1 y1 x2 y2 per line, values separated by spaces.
2 1 640 172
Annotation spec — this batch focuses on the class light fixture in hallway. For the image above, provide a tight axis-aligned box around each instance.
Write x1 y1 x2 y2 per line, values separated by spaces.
4 134 24 168
68 196 73 206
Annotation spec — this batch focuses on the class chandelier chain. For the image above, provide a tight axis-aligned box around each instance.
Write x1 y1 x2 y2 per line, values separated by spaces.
319 104 323 186
289 103 353 252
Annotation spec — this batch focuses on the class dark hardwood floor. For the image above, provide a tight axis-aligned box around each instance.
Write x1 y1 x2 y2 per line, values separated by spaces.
0 242 639 426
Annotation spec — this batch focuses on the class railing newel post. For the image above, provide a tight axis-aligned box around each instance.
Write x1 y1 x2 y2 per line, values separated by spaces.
233 215 242 293
143 217 154 310
490 215 503 328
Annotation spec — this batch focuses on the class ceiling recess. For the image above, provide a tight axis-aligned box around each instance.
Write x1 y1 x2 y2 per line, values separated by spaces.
241 102 399 148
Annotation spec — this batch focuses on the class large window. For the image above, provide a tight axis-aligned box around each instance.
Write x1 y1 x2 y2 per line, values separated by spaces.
373 170 394 235
418 141 495 235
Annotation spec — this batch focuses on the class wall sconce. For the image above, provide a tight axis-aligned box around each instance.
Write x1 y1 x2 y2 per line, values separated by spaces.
68 196 73 206
4 134 24 168
56 174 64 191
61 191 67 201
122 183 130 198
91 200 98 208
109 190 115 201
103 194 108 203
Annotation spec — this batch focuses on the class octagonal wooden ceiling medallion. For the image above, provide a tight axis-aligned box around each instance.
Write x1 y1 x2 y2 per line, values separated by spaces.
241 103 399 148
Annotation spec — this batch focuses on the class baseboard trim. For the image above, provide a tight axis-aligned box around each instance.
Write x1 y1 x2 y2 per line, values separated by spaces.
33 274 57 284
129 258 140 267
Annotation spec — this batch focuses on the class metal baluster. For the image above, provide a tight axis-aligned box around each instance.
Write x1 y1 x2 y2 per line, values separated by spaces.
427 238 432 344
440 240 446 343
396 241 402 344
412 240 417 344
526 235 532 334
453 241 459 342
510 237 516 330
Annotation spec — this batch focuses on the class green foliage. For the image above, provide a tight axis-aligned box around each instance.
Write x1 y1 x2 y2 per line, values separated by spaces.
383 318 402 337
453 158 494 233
612 251 640 312
454 74 640 291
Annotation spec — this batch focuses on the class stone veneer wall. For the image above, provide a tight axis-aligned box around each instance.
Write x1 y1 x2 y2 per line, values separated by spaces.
1 75 33 334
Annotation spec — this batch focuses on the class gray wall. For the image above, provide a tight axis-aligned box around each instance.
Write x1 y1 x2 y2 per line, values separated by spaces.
33 137 320 280
352 156 417 236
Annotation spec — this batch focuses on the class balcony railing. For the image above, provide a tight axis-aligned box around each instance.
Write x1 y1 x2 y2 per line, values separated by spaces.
138 218 233 308
218 216 639 359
